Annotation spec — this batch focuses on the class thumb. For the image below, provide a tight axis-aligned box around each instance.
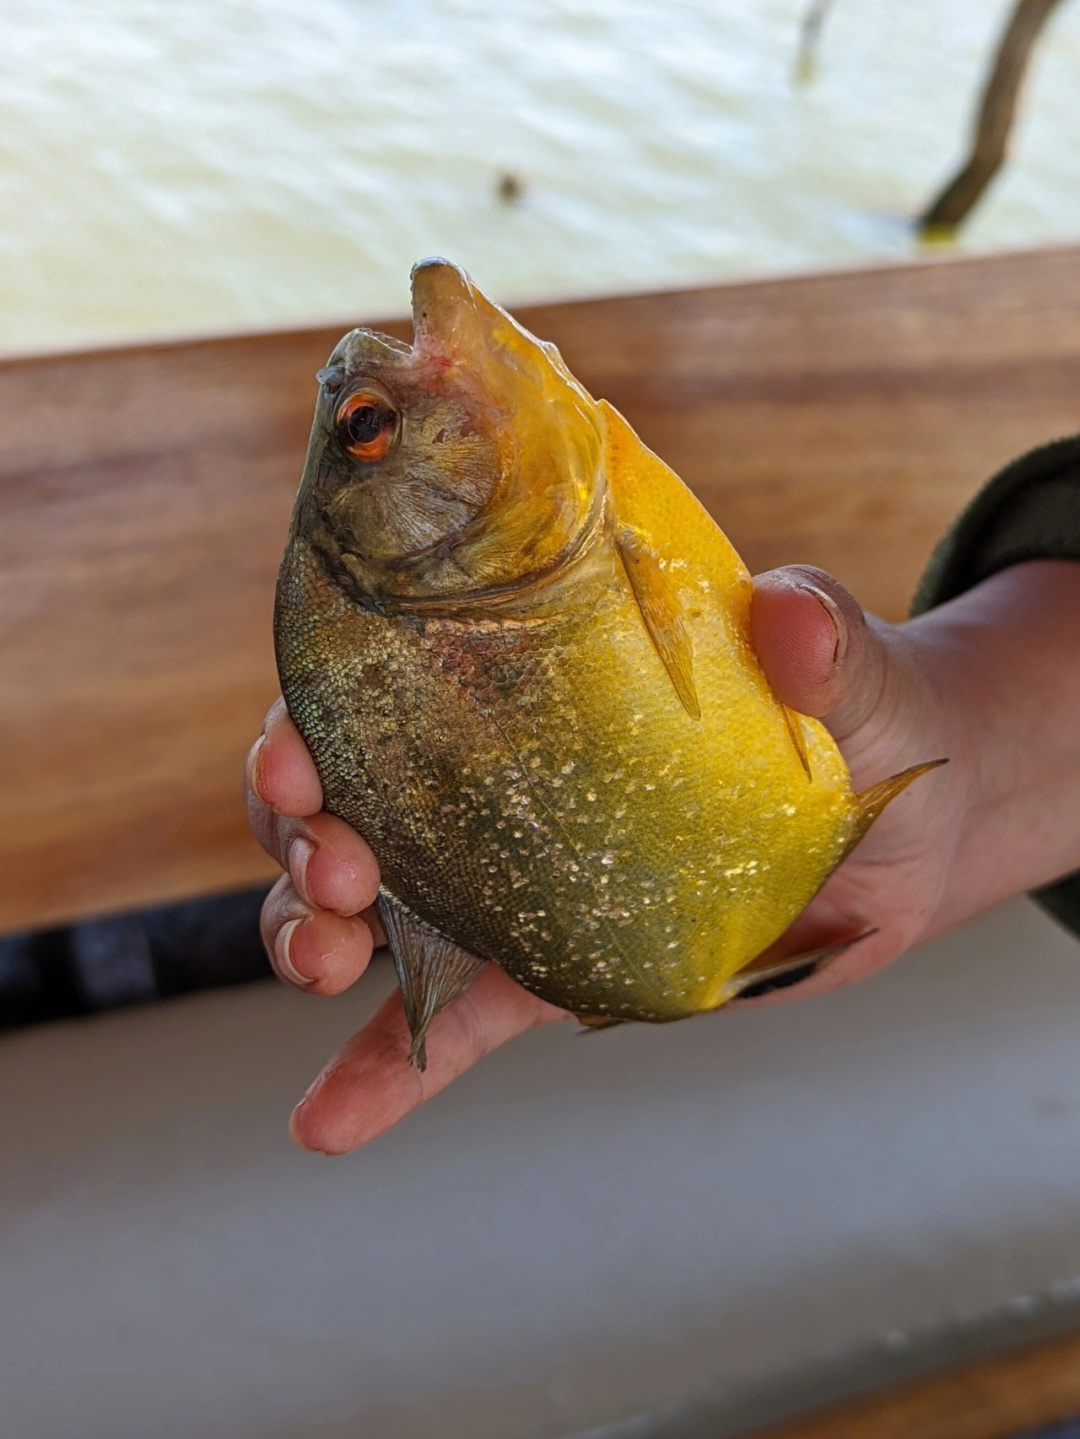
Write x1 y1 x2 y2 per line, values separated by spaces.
750 565 889 742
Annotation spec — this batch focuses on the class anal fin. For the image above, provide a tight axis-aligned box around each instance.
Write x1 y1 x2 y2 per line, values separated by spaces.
615 525 700 720
376 892 486 1070
724 930 878 1001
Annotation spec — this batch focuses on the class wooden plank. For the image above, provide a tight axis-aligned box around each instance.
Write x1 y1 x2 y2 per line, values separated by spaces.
747 1331 1080 1439
2 247 1079 931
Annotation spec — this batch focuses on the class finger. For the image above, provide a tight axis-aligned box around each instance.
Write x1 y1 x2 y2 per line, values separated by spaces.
289 966 568 1153
247 793 380 916
750 565 888 741
286 811 381 915
245 696 323 818
260 873 376 995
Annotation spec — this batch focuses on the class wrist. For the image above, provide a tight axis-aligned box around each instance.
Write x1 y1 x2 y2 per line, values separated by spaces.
906 559 1080 932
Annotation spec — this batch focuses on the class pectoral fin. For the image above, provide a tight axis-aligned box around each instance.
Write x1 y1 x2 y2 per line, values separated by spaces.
781 704 812 780
376 892 486 1070
615 525 700 720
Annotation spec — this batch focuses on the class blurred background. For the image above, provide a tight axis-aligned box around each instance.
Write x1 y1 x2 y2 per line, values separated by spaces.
4 4 1080 1438
4 0 1080 358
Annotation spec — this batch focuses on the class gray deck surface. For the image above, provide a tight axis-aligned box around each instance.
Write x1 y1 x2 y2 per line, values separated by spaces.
2 897 1079 1439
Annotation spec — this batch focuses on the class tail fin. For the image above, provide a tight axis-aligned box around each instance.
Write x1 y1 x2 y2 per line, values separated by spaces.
843 758 948 860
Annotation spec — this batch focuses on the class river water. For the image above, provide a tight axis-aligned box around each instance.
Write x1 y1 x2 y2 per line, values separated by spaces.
4 0 1080 357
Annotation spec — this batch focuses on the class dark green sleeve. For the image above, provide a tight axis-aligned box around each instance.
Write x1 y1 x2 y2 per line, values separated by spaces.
910 434 1080 938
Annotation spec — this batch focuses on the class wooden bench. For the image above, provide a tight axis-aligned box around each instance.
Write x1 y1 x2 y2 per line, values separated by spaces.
3 246 1079 936
727 1330 1080 1439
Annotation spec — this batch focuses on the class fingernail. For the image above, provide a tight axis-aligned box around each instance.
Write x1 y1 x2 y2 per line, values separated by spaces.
796 581 846 666
246 733 267 801
288 1101 337 1155
288 836 316 906
275 917 312 987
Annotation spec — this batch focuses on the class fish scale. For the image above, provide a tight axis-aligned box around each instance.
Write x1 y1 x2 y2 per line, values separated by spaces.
275 259 940 1063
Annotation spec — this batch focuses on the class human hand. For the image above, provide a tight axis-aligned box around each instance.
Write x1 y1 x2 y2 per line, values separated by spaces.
248 558 1079 1151
745 557 1080 1002
738 565 963 1000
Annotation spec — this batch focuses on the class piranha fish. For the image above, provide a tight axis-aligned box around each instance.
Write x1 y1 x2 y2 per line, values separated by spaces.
275 260 937 1066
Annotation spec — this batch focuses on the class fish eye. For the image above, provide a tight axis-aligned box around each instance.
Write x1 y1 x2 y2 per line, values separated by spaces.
335 388 400 462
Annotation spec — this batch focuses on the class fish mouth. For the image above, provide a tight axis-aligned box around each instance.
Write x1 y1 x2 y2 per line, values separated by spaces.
319 261 467 381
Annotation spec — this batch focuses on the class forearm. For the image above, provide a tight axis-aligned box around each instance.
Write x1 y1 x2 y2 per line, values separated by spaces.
907 559 1080 933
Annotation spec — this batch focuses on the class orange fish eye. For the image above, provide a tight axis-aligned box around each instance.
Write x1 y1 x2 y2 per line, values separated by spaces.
335 389 400 462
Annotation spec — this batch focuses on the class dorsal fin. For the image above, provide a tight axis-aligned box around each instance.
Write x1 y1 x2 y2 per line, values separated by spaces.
843 758 949 859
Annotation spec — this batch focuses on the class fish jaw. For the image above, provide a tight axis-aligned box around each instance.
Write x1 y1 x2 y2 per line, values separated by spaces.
292 260 607 609
406 259 607 592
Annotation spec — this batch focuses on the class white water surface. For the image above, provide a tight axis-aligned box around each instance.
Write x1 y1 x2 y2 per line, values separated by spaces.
4 0 1080 357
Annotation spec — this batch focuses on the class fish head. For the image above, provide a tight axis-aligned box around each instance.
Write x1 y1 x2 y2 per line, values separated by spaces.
294 259 603 606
